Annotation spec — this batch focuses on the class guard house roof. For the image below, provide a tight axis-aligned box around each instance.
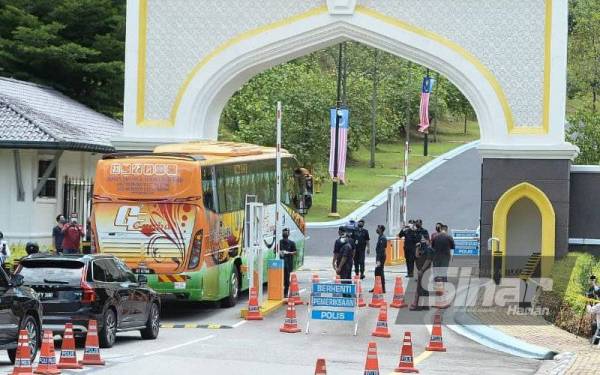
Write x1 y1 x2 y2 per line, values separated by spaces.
153 141 293 165
0 77 122 153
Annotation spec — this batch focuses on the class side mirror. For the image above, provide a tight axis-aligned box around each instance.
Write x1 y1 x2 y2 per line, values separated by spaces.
137 274 148 284
10 274 24 287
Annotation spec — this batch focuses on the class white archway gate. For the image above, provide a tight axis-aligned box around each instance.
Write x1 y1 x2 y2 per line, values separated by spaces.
116 0 578 273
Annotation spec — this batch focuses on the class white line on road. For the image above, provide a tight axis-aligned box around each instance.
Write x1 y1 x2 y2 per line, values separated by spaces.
143 334 215 356
232 320 247 328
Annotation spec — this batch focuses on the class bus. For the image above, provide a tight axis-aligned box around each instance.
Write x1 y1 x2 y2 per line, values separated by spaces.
90 141 312 306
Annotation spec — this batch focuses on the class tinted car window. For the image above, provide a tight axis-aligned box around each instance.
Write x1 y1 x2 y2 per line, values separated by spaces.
114 259 137 283
97 259 126 282
92 261 108 282
19 260 84 285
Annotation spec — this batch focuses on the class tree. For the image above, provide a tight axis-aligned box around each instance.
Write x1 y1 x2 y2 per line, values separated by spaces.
445 84 475 134
567 110 600 164
0 0 125 117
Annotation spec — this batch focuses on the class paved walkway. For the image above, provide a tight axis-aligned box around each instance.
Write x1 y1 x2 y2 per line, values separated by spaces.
471 305 598 374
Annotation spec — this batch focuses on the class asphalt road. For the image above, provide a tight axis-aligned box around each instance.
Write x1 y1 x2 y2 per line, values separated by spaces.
0 257 542 375
306 147 482 256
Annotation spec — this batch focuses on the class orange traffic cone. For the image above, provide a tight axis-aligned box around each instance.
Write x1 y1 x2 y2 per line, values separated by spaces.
395 332 419 373
369 276 384 308
57 323 82 369
280 299 301 333
354 275 366 307
314 358 327 374
363 342 380 375
425 313 447 352
34 329 60 375
287 273 303 305
246 287 263 321
79 320 105 365
390 276 408 308
371 302 391 338
11 329 34 375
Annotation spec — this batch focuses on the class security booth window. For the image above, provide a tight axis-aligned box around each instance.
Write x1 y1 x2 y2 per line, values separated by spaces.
37 158 57 198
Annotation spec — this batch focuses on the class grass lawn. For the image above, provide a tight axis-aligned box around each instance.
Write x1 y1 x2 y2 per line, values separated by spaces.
305 119 480 221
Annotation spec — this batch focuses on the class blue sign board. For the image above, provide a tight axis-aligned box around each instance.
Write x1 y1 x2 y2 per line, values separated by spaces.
267 259 283 269
311 296 356 308
329 108 350 129
452 230 479 238
311 310 355 321
452 229 480 256
312 283 356 295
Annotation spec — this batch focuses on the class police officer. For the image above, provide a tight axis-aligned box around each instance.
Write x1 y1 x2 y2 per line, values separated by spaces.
399 220 418 278
370 225 388 293
332 226 346 271
335 233 353 284
352 219 370 280
279 228 297 297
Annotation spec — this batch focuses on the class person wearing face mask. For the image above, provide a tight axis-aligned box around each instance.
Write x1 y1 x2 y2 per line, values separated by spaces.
279 228 297 297
352 219 370 280
333 226 346 271
335 232 354 284
369 225 388 293
399 220 418 278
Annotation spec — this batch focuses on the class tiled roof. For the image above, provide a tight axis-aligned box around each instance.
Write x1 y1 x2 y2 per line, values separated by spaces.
0 77 122 152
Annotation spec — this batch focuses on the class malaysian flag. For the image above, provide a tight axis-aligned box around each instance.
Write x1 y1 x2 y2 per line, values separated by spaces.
328 108 350 183
418 76 435 133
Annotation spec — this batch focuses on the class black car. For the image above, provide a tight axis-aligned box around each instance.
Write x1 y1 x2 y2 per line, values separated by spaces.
17 254 160 348
0 267 42 363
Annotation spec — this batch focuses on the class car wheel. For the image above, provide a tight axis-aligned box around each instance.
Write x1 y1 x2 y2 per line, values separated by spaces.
99 308 117 348
220 268 240 308
7 314 40 364
140 302 160 340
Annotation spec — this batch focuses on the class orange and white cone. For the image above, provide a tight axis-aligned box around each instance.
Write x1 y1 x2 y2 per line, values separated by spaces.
314 358 327 374
425 313 447 352
11 329 34 375
390 276 408 308
34 329 60 375
287 273 303 305
280 299 301 333
369 276 384 308
371 302 391 338
354 275 366 307
363 342 380 375
246 287 264 321
395 332 419 373
79 320 105 365
57 323 82 369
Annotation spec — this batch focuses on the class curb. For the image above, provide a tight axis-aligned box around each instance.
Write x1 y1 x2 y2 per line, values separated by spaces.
445 286 557 360
307 140 480 228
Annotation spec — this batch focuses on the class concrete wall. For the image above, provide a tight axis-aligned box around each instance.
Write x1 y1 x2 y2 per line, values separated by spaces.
569 167 600 240
0 149 101 248
480 158 571 276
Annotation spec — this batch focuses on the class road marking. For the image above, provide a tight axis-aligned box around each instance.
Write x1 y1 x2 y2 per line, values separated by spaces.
232 320 247 328
414 350 433 364
143 334 215 356
160 323 232 329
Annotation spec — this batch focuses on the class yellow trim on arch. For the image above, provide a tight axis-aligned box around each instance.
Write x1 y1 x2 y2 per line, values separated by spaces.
492 182 555 278
135 1 552 135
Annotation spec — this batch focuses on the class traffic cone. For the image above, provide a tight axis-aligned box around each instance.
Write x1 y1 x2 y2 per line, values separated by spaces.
371 302 391 338
287 273 303 305
79 320 105 365
280 299 301 333
11 329 34 375
390 276 408 308
246 287 263 321
314 358 327 374
433 281 450 309
363 342 380 375
369 276 384 308
34 329 60 375
354 275 366 307
425 313 447 352
57 323 82 369
394 332 419 373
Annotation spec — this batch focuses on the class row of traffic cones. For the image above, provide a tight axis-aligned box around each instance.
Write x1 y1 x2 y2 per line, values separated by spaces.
12 320 105 375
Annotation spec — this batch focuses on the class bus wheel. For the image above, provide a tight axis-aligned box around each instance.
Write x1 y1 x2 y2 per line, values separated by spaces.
221 267 240 308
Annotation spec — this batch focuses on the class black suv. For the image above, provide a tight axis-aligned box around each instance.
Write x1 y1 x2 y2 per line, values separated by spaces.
17 254 160 348
0 267 42 363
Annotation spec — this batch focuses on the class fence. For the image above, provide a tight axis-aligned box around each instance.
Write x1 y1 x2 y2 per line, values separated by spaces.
62 176 94 239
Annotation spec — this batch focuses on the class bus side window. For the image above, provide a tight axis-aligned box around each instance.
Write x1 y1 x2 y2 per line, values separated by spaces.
202 167 217 212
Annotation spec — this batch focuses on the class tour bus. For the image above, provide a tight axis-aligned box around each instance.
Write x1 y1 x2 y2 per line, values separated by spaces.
90 141 312 306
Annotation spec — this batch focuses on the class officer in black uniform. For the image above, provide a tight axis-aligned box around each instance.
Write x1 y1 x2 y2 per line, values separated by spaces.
279 228 297 297
352 219 370 279
332 226 346 271
335 234 354 284
371 225 388 293
399 220 418 278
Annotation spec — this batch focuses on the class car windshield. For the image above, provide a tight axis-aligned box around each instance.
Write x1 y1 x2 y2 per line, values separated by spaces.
19 260 84 285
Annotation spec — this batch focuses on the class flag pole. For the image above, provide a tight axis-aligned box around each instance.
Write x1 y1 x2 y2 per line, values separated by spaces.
275 101 282 256
424 69 430 156
329 43 343 217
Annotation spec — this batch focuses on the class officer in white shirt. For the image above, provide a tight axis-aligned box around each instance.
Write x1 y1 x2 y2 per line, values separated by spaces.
0 232 10 265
